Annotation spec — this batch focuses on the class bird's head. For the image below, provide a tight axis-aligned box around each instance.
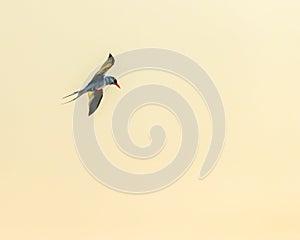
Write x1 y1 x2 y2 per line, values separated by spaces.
106 76 120 88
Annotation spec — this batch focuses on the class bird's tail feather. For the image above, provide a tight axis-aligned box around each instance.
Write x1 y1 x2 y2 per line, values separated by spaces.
62 90 84 104
62 91 79 99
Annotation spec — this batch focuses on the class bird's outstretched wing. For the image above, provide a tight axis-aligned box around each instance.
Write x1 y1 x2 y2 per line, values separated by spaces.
88 90 103 116
95 53 115 76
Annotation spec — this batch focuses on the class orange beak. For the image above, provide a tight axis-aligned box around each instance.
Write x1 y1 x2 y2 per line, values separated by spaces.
115 82 121 88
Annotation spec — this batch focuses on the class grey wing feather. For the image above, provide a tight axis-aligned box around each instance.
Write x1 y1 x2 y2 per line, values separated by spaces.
88 90 103 116
95 53 115 76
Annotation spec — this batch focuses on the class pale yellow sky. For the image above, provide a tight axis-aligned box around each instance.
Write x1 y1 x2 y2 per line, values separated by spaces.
0 0 300 239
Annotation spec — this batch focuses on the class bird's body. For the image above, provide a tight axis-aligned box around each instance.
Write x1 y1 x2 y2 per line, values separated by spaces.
86 75 116 91
63 54 120 116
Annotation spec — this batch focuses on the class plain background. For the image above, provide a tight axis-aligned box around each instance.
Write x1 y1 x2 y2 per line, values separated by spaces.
1 0 300 239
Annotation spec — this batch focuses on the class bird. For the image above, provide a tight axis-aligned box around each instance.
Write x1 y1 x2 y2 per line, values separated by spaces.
62 53 120 116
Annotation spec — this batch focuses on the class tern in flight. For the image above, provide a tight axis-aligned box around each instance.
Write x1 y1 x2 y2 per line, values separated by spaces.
62 53 120 116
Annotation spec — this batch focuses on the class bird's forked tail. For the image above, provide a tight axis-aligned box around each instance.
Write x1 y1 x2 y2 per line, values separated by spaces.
62 90 84 104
